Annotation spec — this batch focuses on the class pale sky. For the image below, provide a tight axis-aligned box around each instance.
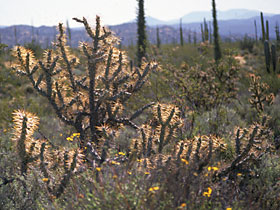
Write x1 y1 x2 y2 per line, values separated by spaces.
1 0 280 27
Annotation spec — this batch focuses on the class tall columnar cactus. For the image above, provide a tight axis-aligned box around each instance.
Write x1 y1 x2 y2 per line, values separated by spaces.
276 23 280 43
156 27 161 49
203 18 209 42
260 12 266 42
264 40 271 73
180 19 184 46
266 20 270 41
137 0 147 66
200 23 205 42
209 21 212 44
271 44 277 72
193 31 197 45
212 0 222 62
254 20 258 42
188 31 192 44
276 23 280 47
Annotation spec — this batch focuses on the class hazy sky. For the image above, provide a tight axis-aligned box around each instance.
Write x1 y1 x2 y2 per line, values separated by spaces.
1 0 280 27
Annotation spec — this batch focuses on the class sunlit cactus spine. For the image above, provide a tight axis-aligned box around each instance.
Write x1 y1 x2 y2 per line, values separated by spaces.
12 110 40 175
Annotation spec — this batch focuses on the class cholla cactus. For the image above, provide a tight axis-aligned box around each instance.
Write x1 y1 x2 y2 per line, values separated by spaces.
218 115 273 179
12 16 157 152
130 103 182 166
248 74 274 112
12 109 84 198
12 109 41 174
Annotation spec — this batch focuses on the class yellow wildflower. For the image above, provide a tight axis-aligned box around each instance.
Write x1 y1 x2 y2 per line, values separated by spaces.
73 133 80 137
145 172 150 175
96 167 101 172
149 186 159 192
226 208 232 210
237 173 242 176
127 171 132 175
113 175 118 179
118 152 126 156
66 137 73 141
42 178 49 182
203 187 212 197
111 161 120 165
180 203 187 207
181 158 189 165
208 166 219 171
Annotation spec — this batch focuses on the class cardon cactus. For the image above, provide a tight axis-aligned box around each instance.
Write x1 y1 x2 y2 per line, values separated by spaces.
264 40 271 73
271 44 277 72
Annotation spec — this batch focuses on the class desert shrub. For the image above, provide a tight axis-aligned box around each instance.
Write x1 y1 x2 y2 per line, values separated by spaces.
239 35 255 53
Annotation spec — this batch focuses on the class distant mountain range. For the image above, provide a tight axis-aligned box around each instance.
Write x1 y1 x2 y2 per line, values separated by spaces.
144 9 276 26
0 9 279 47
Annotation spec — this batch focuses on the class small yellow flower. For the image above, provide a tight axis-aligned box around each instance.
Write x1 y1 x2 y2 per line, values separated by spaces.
113 175 118 179
73 133 80 137
59 133 63 137
118 152 126 156
145 172 150 175
111 161 120 165
237 173 242 176
96 167 101 172
208 166 219 171
203 187 212 197
66 137 73 141
42 178 49 182
181 158 189 165
226 208 232 210
180 203 187 207
149 186 159 192
137 159 143 162
127 171 132 175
